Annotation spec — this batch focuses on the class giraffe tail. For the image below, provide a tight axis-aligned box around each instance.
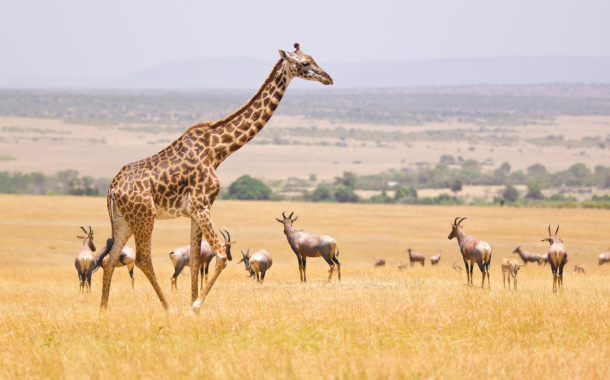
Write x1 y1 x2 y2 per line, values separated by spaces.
90 189 117 273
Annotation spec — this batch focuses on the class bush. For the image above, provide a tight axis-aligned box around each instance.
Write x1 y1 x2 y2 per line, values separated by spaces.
334 187 359 203
525 182 544 200
394 185 417 201
370 190 393 204
450 179 463 194
312 186 333 202
503 184 519 203
224 175 272 200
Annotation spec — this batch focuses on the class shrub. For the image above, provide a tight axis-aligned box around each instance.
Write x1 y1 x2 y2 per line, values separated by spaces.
224 175 272 200
503 184 519 203
525 182 544 200
334 187 359 203
312 186 333 202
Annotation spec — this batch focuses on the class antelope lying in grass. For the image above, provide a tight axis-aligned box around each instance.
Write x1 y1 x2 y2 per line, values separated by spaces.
501 257 524 290
543 225 568 292
599 250 610 265
237 248 273 283
513 246 543 265
573 264 585 274
101 245 136 289
74 226 114 294
276 212 341 282
398 261 406 271
448 217 492 288
407 247 425 267
169 229 233 291
374 257 386 267
430 251 441 266
452 262 463 273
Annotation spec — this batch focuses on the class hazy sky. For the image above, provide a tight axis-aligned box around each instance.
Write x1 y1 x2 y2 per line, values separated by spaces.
1 0 608 77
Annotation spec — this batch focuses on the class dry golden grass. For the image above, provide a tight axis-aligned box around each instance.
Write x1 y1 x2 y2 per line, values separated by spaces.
1 194 610 379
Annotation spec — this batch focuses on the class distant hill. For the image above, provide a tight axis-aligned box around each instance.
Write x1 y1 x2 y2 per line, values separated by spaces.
1 56 610 89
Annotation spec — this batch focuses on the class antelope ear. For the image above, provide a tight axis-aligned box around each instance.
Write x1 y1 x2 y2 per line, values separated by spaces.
276 218 284 223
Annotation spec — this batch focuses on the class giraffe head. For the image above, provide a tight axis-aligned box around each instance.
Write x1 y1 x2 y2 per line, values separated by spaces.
279 43 333 85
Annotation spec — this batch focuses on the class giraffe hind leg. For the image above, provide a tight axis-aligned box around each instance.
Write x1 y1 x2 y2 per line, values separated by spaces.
100 210 132 309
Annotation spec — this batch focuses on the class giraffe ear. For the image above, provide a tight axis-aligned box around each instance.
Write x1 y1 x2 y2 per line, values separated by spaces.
279 50 288 60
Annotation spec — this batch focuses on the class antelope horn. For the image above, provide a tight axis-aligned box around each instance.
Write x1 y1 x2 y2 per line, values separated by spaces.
246 248 250 256
219 229 228 242
292 215 298 222
548 225 551 237
282 212 287 219
80 226 88 234
240 249 246 257
288 211 294 219
224 229 231 242
457 217 468 225
453 217 460 225
88 226 92 235
555 225 559 236
276 218 284 223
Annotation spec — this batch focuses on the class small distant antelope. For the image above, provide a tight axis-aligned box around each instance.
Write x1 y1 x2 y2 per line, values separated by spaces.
501 257 524 290
448 217 492 288
374 257 386 267
398 261 406 271
407 247 425 267
237 248 273 283
541 255 549 266
573 264 585 275
430 251 441 266
276 212 341 283
452 262 463 273
513 246 543 265
542 225 568 292
599 250 610 265
101 245 136 289
169 229 233 291
74 226 113 294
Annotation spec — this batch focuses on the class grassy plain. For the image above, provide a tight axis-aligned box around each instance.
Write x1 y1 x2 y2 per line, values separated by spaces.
1 195 610 379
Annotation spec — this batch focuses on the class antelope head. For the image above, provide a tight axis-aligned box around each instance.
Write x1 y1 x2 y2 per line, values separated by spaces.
76 226 96 252
513 246 522 254
276 211 298 234
448 217 467 240
541 225 563 245
219 229 235 261
237 248 254 277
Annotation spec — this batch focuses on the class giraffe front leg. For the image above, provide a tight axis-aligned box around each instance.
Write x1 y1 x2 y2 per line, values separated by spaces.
189 218 203 304
191 207 228 314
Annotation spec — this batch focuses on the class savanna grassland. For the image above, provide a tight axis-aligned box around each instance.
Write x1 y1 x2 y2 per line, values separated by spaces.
1 194 610 379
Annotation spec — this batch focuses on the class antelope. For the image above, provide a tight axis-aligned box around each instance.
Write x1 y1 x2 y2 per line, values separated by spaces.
430 251 441 266
542 225 568 292
74 226 113 294
573 264 585 275
407 247 425 267
501 257 524 290
398 261 406 271
169 229 234 291
101 245 136 289
374 257 386 267
276 212 341 283
513 246 543 265
448 217 492 288
237 248 273 283
452 262 463 273
599 250 610 265
541 255 549 266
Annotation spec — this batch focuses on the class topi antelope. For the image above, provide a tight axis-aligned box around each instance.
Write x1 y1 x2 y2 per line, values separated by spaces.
501 257 524 290
101 245 136 289
452 262 463 273
237 248 273 283
398 261 406 271
573 264 585 275
513 246 543 265
407 247 425 267
374 257 386 267
276 211 341 283
541 254 549 266
448 217 492 288
74 226 113 294
542 225 568 292
430 251 441 266
599 250 610 265
169 229 233 291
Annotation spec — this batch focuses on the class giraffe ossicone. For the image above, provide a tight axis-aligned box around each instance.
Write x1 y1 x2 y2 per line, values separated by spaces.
97 44 333 312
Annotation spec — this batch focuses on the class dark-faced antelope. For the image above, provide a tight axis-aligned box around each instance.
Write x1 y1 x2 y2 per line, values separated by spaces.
452 262 463 273
237 248 273 283
448 217 492 288
573 264 585 275
276 212 341 283
101 245 136 289
374 257 386 267
169 229 233 291
430 251 441 266
398 261 406 271
74 226 113 294
542 225 568 292
599 250 610 265
501 257 524 290
407 247 425 267
513 246 543 265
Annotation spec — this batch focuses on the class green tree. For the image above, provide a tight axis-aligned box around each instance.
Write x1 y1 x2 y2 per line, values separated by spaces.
499 162 511 173
525 182 544 200
334 187 359 203
312 186 333 202
335 171 358 188
224 175 272 200
503 184 519 203
450 179 463 196
394 185 417 201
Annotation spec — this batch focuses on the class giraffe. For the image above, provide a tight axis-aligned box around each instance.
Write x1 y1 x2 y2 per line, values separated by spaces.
98 43 333 313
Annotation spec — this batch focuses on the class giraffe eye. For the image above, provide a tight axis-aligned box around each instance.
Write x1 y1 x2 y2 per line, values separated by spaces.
302 62 310 67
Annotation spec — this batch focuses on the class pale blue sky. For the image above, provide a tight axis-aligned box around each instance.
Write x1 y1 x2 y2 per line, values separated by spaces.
1 0 608 77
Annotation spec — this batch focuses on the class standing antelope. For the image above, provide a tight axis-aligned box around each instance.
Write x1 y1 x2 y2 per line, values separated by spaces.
448 217 492 288
541 255 549 266
169 229 234 291
407 247 425 267
501 257 524 290
513 246 543 265
74 226 113 293
599 250 610 265
543 225 568 292
573 264 585 275
237 248 273 283
452 262 463 273
101 246 136 289
430 251 441 266
276 212 341 283
374 257 386 267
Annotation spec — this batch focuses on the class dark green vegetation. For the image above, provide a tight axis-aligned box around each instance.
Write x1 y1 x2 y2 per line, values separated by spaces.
221 175 272 200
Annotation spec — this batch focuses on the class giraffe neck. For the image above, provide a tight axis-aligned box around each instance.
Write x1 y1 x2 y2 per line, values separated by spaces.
207 59 292 167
